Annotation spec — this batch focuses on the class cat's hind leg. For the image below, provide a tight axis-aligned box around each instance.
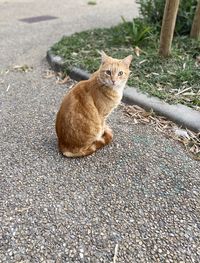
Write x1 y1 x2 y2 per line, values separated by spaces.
77 126 113 156
60 126 113 157
62 136 111 157
62 141 103 157
76 128 113 156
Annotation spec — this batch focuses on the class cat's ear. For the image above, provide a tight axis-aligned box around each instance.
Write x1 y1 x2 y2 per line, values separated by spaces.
122 55 133 67
99 50 109 64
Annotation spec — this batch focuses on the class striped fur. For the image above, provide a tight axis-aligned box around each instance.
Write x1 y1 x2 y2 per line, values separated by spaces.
55 52 132 157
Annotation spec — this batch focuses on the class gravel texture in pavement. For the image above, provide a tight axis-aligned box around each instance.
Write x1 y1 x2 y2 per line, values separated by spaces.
0 63 200 263
1 0 200 262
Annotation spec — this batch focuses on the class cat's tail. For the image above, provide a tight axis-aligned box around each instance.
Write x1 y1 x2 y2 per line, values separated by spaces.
61 130 113 158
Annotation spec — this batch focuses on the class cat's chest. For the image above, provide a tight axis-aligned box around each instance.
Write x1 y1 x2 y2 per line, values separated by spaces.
100 93 122 117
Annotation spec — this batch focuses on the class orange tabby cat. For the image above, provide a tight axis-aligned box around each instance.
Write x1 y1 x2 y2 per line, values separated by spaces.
55 51 132 157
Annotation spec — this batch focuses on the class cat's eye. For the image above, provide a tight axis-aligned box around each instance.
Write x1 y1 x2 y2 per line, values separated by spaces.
105 70 111 76
118 71 123 76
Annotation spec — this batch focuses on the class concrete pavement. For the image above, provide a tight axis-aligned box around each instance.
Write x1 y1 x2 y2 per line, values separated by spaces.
0 1 200 262
0 0 138 68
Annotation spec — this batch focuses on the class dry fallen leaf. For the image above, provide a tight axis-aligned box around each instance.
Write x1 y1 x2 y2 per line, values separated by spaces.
134 46 141 57
13 64 33 72
43 70 56 79
57 75 70 85
189 144 199 154
175 86 192 96
134 46 145 57
139 59 147 65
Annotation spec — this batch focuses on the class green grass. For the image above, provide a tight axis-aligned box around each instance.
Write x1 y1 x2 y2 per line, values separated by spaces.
51 22 200 110
87 1 97 5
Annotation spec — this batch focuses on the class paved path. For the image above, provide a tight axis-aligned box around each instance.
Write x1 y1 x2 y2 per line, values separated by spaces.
0 0 138 69
0 1 200 262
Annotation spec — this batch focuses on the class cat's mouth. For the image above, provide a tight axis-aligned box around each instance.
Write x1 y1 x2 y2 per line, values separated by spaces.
100 79 116 88
106 80 118 88
110 82 122 89
99 78 122 89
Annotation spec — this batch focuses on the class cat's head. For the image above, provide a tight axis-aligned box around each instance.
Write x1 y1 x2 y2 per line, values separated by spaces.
98 51 132 89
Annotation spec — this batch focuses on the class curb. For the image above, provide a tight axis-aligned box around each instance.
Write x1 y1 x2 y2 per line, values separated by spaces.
123 88 200 132
46 51 200 132
46 50 90 81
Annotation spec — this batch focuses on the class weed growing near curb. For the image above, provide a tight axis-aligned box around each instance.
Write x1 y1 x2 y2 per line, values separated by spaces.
87 1 96 5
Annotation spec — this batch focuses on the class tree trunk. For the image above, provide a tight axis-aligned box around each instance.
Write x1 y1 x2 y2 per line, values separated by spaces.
159 0 180 57
190 0 200 39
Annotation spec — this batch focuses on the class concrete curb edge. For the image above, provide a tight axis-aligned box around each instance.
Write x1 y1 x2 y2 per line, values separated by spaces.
46 50 200 132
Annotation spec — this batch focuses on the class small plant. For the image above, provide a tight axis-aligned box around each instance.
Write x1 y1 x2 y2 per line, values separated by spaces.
136 0 198 35
87 1 96 5
121 17 152 46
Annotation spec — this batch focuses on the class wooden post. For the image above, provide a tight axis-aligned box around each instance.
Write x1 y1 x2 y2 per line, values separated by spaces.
190 0 200 39
159 0 180 57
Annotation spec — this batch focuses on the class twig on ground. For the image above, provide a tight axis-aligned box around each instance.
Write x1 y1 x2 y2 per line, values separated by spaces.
113 243 119 263
6 84 10 92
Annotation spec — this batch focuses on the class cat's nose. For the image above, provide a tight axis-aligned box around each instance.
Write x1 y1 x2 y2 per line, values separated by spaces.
112 80 115 84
